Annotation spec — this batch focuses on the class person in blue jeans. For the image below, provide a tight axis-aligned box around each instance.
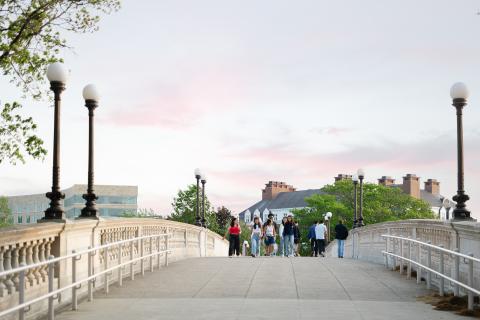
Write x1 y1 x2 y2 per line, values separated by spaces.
334 219 349 258
250 217 263 257
279 217 287 256
282 215 295 257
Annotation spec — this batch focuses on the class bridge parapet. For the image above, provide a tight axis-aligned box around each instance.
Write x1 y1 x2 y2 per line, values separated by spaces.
0 218 228 319
326 219 480 296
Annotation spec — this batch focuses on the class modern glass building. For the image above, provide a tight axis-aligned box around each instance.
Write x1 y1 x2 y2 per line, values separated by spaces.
7 184 138 224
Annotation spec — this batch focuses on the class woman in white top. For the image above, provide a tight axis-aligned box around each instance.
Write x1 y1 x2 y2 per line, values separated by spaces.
264 219 276 256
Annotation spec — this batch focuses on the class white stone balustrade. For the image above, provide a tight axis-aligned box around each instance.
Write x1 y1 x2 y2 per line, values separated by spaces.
326 219 480 296
0 218 228 320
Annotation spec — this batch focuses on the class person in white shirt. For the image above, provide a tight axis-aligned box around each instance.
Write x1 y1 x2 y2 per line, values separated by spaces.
314 220 327 257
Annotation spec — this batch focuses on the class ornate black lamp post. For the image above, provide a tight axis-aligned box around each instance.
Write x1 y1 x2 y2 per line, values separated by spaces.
80 84 100 218
201 174 207 227
194 168 202 226
357 168 365 227
352 175 358 228
450 83 473 221
44 63 68 220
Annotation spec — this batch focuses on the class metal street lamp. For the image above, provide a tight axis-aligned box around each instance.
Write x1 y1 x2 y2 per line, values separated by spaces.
201 173 207 227
352 175 358 228
450 83 473 221
80 84 100 219
357 168 365 227
44 62 69 220
194 168 202 226
443 198 452 221
325 212 333 242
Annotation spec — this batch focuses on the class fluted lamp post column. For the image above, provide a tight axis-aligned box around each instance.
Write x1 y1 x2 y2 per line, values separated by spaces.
43 62 69 220
352 175 358 228
194 168 202 226
80 84 100 218
450 83 473 221
201 174 207 227
357 168 365 227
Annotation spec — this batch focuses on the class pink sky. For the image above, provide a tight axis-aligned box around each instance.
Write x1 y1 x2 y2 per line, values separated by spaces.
1 0 480 219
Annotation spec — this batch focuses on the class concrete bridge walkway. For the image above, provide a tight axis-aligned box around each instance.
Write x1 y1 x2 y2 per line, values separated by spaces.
56 257 462 320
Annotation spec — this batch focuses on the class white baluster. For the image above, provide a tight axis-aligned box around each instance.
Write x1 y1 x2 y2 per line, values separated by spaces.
11 244 20 289
39 239 47 282
4 245 15 293
0 246 6 297
25 241 34 287
32 240 41 285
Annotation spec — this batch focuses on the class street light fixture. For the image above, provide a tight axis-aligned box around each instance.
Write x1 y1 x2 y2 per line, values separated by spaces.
201 173 207 227
44 62 69 220
352 175 358 228
80 84 100 219
450 82 473 221
357 168 365 227
325 212 333 242
443 198 452 221
194 168 202 226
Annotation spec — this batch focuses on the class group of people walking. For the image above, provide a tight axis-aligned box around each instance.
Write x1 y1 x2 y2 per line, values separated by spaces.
224 215 349 258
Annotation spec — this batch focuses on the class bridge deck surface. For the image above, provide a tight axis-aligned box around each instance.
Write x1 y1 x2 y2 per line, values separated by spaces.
56 257 462 320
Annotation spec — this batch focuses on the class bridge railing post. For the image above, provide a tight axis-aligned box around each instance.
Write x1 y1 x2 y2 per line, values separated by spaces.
149 237 154 272
103 247 109 295
71 250 79 310
140 238 145 277
439 245 444 296
416 243 422 284
391 238 396 271
165 234 169 267
399 239 404 275
453 248 460 296
468 253 474 310
426 242 432 290
157 236 161 269
118 244 123 287
407 238 411 279
384 236 389 269
129 241 134 281
88 247 94 302
18 263 26 320
47 256 55 320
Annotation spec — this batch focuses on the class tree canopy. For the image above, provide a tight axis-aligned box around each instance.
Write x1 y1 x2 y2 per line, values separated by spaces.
292 180 435 254
0 196 12 226
170 184 221 234
1 0 120 164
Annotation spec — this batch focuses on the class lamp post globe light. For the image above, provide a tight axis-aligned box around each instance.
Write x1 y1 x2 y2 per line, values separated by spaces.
443 198 453 221
201 173 207 227
325 212 333 242
43 62 69 220
450 83 473 221
357 168 365 227
80 84 100 219
352 174 359 228
194 168 202 226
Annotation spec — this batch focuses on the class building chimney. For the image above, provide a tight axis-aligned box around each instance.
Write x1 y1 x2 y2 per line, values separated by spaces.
262 181 296 200
334 174 352 182
402 174 420 199
424 179 440 195
378 176 395 186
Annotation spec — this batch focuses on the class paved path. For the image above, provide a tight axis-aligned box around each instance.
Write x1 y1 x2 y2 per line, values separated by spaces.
56 257 462 320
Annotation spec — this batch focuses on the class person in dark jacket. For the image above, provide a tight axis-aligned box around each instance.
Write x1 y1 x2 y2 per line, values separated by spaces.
307 222 317 256
334 219 349 258
293 221 301 256
282 215 295 257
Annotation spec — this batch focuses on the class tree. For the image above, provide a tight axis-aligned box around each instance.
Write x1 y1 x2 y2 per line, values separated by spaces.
292 180 435 255
170 184 220 234
0 196 12 226
1 101 46 164
0 0 120 164
215 206 233 235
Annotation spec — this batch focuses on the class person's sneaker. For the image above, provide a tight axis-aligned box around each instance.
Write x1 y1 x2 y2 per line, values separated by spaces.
251 254 255 258
321 253 325 257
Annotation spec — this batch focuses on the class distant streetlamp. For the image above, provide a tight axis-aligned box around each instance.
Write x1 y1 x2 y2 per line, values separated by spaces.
450 83 473 221
352 175 358 228
201 173 207 227
324 212 333 242
80 84 100 219
357 168 365 227
443 198 453 220
44 62 69 220
194 168 202 226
